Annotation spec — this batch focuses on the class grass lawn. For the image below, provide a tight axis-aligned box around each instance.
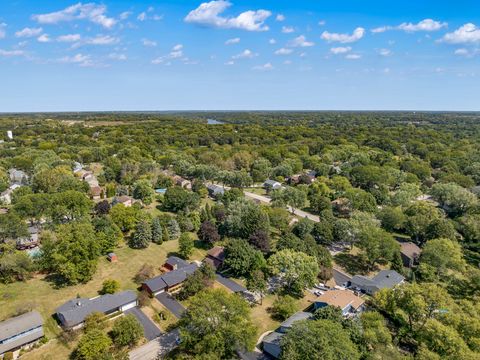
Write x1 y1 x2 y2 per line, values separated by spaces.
244 187 268 196
0 239 182 359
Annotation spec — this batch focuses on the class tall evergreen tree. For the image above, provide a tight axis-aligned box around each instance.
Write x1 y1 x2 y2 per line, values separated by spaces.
151 217 163 244
130 220 152 249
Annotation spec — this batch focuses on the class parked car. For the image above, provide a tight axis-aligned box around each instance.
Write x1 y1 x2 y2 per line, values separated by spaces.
314 290 324 296
314 284 329 291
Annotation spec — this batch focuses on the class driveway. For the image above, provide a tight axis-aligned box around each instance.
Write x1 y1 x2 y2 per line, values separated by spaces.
332 268 352 287
125 307 161 341
156 292 185 319
216 273 247 293
130 328 180 360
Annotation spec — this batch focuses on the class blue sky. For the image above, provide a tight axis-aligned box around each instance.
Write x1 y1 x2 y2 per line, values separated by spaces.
0 0 479 111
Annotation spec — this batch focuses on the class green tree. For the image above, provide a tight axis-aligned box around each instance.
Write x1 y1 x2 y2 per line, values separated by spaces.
268 249 319 295
271 295 297 320
420 238 466 278
151 217 163 244
246 270 267 305
281 319 360 360
178 289 257 358
177 263 216 300
110 204 140 232
224 199 270 239
162 187 200 213
132 179 155 205
73 329 112 360
110 314 144 348
179 233 194 259
223 239 266 278
100 279 120 294
167 219 181 240
129 220 152 249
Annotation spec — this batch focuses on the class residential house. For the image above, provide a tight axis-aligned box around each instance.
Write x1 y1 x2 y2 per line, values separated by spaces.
207 184 225 198
173 176 192 190
204 246 225 270
0 311 44 356
8 169 28 184
263 179 281 191
0 184 22 205
89 186 103 200
262 311 312 359
56 291 137 329
399 242 422 268
16 227 40 251
350 270 405 295
142 257 199 296
314 290 365 316
112 195 133 207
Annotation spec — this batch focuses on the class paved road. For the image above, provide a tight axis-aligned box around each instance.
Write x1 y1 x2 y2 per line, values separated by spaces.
156 292 185 319
125 307 162 341
130 328 180 360
216 273 247 293
243 191 320 222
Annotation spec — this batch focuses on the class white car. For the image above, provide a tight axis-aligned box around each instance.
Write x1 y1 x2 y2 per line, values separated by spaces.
314 290 324 296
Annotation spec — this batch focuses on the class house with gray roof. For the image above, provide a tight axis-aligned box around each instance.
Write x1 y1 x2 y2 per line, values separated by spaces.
262 311 313 359
207 184 225 198
350 270 405 295
8 169 28 185
0 311 44 356
142 257 199 296
56 290 137 329
263 179 282 191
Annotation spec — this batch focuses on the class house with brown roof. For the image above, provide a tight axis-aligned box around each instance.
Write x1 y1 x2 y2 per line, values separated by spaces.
113 195 133 207
173 176 192 190
204 246 225 269
399 242 422 268
314 289 365 316
89 185 103 200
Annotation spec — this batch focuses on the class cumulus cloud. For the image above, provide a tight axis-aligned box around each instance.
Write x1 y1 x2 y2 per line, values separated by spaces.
0 49 25 57
142 38 157 47
398 19 447 32
152 44 188 65
137 12 147 21
0 23 6 39
119 11 132 20
57 34 81 42
345 53 361 60
275 48 293 55
252 62 273 71
15 27 43 38
276 14 285 22
378 48 392 56
321 27 365 43
454 48 470 56
58 53 93 66
281 26 294 33
330 46 351 54
85 35 119 45
288 35 314 47
32 3 116 29
232 49 257 59
225 37 240 45
185 1 271 32
442 23 480 44
269 38 276 44
372 19 447 33
37 34 51 43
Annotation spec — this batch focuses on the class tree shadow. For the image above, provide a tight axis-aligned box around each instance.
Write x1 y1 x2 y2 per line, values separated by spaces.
333 253 373 275
193 239 210 251
44 273 70 289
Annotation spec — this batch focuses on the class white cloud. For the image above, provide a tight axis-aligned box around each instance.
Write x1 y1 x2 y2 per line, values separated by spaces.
58 53 94 66
57 34 81 42
372 19 447 34
232 49 257 59
321 27 365 43
32 3 116 29
269 38 276 44
185 0 271 32
225 37 240 45
454 48 479 57
225 60 235 65
37 34 51 43
442 23 480 44
345 53 361 60
282 26 294 33
0 23 6 39
137 12 147 21
119 11 132 20
288 35 314 47
454 48 469 56
398 19 447 32
318 20 326 26
0 49 25 57
378 48 392 56
142 38 157 47
152 44 187 65
85 35 119 45
330 46 351 54
137 10 162 21
252 62 273 71
283 60 292 65
276 14 285 22
108 53 127 61
15 27 43 38
275 48 293 55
